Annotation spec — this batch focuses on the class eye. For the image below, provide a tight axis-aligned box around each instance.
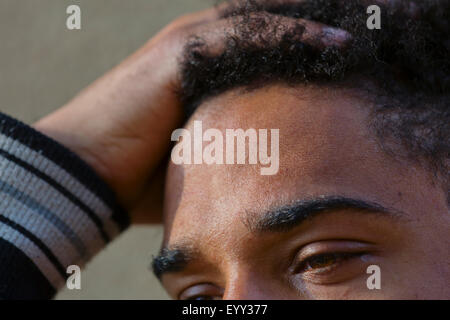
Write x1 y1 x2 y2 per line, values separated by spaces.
288 240 377 286
186 295 221 301
295 252 363 275
178 283 223 300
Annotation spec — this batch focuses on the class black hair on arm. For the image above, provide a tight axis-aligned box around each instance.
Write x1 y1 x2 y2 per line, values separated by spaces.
178 0 449 199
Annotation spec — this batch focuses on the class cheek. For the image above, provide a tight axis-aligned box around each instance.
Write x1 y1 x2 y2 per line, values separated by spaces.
390 213 450 294
294 250 436 299
361 245 447 299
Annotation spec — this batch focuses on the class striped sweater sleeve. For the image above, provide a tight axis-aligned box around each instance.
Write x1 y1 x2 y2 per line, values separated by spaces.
0 112 130 299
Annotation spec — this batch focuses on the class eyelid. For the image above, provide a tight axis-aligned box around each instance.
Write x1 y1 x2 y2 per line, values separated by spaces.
290 240 376 273
295 251 364 275
297 240 375 260
178 283 223 300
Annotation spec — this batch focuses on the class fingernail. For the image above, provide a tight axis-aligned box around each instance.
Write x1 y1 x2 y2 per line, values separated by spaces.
322 27 352 45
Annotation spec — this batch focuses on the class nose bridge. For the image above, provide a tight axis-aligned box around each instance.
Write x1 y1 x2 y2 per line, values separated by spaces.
222 267 280 300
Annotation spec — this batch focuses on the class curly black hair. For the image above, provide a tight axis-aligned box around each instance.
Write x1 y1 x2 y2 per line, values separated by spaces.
179 0 449 200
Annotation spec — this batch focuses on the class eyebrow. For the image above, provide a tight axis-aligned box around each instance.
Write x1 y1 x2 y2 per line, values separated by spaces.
152 247 193 279
152 196 396 279
249 196 394 233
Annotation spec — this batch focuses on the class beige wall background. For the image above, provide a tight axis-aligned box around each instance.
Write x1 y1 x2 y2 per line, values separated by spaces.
0 0 211 299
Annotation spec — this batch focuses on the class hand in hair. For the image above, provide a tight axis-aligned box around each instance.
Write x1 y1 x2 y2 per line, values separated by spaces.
33 2 349 223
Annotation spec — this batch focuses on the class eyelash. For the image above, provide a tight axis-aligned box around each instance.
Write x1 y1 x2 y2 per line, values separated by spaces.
294 252 365 275
186 295 217 301
180 251 369 299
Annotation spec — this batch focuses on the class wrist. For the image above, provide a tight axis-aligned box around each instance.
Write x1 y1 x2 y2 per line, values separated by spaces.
33 114 111 185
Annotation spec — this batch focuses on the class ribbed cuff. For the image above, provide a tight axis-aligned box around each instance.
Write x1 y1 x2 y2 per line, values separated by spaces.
0 112 130 299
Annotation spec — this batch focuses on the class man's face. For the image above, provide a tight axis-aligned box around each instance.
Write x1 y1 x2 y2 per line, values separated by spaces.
159 84 450 299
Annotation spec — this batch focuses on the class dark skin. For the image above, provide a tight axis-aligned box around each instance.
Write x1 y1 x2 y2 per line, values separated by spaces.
31 1 448 299
159 85 450 299
33 5 347 224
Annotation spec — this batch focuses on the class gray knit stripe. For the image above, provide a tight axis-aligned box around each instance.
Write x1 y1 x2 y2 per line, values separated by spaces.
0 222 64 289
0 133 120 238
0 180 87 258
0 156 105 258
0 192 84 268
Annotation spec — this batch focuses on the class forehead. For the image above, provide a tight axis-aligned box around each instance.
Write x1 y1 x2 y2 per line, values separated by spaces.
163 85 401 245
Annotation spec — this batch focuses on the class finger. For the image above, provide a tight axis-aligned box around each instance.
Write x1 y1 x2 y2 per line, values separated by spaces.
186 11 351 56
172 0 302 29
217 0 421 20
